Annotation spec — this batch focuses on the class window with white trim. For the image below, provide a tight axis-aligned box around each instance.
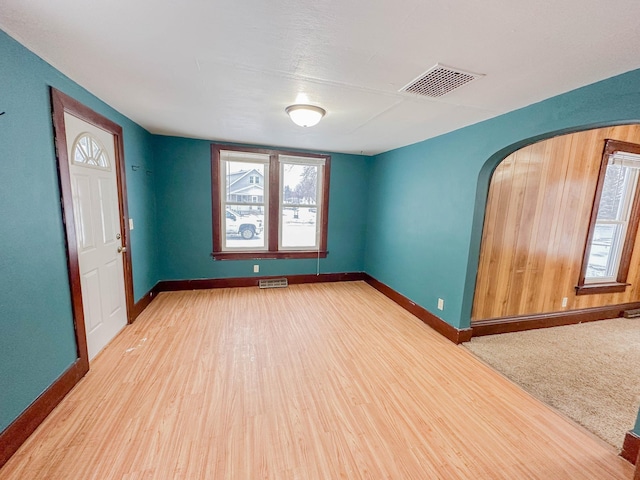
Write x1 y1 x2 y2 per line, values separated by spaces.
577 139 640 294
211 145 330 260
280 155 325 250
219 150 268 251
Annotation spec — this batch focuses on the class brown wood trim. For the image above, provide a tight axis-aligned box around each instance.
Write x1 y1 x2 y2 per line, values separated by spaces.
575 282 629 295
319 157 331 254
157 272 366 292
112 122 134 324
459 327 473 343
212 250 328 260
130 287 160 321
577 139 640 294
471 301 640 337
268 153 280 252
616 142 640 285
363 274 472 344
576 143 611 290
209 143 330 160
211 144 222 255
50 88 89 363
0 358 87 468
621 430 640 464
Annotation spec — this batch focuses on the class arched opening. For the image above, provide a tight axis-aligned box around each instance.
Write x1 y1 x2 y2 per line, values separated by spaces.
472 124 640 323
464 123 640 453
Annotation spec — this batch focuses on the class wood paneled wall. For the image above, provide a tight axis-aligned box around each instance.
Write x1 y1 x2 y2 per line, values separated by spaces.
472 125 640 321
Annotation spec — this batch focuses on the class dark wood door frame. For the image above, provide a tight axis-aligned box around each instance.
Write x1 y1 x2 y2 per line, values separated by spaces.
51 88 136 362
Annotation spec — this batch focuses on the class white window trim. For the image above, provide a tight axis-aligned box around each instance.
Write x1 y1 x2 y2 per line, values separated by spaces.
219 153 269 252
585 155 639 284
278 157 325 251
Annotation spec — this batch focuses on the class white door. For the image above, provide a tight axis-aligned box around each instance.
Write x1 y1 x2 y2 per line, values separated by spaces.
64 112 128 360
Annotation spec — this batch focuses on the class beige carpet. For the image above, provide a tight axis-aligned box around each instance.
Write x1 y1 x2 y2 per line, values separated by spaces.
464 318 640 450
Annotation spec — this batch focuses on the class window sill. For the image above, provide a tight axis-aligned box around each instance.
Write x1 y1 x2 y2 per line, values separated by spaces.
574 282 629 295
211 250 328 260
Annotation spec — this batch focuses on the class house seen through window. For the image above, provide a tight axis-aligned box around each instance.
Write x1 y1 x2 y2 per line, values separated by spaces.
211 145 330 259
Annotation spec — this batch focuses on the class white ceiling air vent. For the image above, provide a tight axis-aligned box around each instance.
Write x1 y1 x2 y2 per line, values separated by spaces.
401 64 484 98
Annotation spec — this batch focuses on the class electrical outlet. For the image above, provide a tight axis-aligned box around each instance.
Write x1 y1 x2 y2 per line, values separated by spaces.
253 265 259 273
129 218 134 230
437 298 444 311
562 297 568 308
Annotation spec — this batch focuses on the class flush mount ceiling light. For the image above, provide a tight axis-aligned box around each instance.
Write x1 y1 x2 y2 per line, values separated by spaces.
285 104 326 127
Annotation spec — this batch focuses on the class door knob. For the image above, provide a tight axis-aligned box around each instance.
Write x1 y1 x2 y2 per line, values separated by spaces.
118 246 127 253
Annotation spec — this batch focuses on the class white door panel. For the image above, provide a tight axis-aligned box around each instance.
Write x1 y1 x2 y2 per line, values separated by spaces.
98 177 118 244
82 269 101 333
64 112 127 360
73 174 96 251
103 259 122 314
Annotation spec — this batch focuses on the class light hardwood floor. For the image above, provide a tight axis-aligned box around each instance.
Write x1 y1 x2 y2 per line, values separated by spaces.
1 282 634 479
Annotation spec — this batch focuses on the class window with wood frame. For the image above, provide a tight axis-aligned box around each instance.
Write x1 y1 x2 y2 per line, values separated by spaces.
576 139 640 295
211 144 330 260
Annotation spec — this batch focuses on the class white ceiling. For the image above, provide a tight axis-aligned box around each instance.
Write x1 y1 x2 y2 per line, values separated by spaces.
2 0 640 155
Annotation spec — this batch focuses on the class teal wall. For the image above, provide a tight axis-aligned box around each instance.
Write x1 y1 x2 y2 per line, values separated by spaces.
3 21 640 449
153 136 369 280
366 68 640 329
635 408 640 435
0 30 158 433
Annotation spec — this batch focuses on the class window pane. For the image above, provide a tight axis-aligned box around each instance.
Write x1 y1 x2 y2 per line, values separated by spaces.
281 207 318 248
597 164 629 221
221 154 268 251
586 223 623 279
225 208 265 248
282 164 318 206
225 161 265 205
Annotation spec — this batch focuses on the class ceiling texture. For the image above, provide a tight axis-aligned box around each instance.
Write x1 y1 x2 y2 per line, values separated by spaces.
2 0 640 155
